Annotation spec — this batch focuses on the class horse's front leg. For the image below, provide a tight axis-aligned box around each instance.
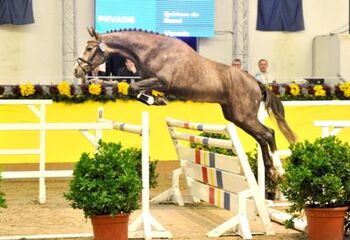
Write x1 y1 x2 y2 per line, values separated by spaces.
128 77 168 105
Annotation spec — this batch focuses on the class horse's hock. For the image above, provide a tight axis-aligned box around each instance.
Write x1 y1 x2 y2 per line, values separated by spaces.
151 118 275 239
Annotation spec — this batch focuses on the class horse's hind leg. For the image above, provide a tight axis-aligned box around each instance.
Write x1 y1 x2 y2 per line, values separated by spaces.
255 124 285 176
263 126 285 176
239 122 275 176
243 120 285 178
220 104 281 179
258 103 285 175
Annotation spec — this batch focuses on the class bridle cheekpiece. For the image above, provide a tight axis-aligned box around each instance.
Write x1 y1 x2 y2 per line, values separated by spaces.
76 41 107 74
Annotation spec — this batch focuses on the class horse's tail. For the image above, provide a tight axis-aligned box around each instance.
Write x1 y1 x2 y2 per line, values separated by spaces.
259 82 297 144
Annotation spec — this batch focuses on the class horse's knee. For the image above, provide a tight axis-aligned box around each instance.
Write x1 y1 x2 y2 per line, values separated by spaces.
127 83 140 96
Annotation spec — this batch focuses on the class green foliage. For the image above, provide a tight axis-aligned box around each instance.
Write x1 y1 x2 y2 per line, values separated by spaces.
1 83 350 103
190 132 234 156
128 147 159 189
281 136 350 213
64 141 143 218
284 217 295 229
0 174 7 208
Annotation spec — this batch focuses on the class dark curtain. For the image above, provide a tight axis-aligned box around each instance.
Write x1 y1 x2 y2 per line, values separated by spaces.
257 0 304 32
0 0 34 25
106 55 124 76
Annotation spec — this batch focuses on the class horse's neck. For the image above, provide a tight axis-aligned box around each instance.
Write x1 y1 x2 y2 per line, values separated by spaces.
103 32 155 63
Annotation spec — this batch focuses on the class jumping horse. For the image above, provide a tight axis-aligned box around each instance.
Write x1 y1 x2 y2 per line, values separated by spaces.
74 27 297 180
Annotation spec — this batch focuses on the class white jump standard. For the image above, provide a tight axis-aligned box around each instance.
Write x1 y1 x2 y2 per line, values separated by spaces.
152 118 274 239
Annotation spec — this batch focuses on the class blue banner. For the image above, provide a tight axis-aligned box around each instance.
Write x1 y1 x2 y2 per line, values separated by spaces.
95 0 214 37
95 0 155 33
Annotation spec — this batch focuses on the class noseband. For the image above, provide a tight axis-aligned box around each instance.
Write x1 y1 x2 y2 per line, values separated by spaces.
76 42 106 74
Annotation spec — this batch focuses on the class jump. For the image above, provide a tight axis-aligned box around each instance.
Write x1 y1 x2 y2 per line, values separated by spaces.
73 27 297 180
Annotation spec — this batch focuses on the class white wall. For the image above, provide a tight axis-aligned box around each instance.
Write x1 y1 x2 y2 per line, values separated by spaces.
0 0 62 84
248 0 349 82
198 0 349 82
198 0 233 64
0 0 348 84
75 0 95 60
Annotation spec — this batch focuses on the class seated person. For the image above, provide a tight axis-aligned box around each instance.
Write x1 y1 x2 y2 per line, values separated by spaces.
255 59 276 84
232 58 242 69
117 58 140 83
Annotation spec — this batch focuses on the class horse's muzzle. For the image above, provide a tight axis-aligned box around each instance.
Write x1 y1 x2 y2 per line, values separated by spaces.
73 66 86 78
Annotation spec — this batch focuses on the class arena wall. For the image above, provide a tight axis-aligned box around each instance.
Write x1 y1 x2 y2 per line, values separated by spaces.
0 101 349 164
0 0 62 85
0 0 348 84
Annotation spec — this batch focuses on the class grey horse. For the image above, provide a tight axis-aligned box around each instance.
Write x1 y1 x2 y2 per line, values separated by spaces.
74 27 297 180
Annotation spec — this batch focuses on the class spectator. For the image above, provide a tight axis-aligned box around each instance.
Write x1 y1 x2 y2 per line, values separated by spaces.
232 58 242 70
116 58 140 83
255 59 276 84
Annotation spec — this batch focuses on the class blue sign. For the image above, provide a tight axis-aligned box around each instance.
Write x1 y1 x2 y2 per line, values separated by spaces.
95 0 214 37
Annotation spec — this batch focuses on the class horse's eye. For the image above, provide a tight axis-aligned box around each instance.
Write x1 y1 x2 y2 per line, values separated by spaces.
86 47 93 51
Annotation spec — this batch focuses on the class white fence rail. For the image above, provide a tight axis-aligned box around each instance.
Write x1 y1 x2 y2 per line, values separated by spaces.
0 100 171 240
0 100 113 204
314 120 350 137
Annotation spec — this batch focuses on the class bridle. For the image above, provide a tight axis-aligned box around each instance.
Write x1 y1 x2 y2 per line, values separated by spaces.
76 41 107 74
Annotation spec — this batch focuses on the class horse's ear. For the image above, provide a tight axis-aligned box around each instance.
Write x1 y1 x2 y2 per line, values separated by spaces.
87 26 101 41
87 26 95 37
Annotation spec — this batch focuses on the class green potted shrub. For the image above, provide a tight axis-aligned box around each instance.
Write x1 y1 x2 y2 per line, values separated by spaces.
64 141 142 240
132 148 159 189
281 136 350 240
0 173 6 209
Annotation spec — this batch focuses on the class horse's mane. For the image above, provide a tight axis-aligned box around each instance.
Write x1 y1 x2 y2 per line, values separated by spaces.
106 28 165 37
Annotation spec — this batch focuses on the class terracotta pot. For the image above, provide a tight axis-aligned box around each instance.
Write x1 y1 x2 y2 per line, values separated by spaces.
91 213 130 240
306 206 348 240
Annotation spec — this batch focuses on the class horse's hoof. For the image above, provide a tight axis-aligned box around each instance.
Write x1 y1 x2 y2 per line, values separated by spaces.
269 167 284 182
275 167 285 176
137 93 155 105
154 96 168 105
272 154 283 169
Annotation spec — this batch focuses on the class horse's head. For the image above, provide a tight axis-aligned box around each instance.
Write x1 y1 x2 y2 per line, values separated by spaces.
73 27 107 78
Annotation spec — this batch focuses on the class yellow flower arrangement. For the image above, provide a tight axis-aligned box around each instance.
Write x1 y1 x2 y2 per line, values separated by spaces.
88 83 102 96
57 81 71 97
118 82 129 96
151 90 164 97
19 83 35 96
289 83 300 96
313 85 326 97
339 82 350 97
2 81 350 103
